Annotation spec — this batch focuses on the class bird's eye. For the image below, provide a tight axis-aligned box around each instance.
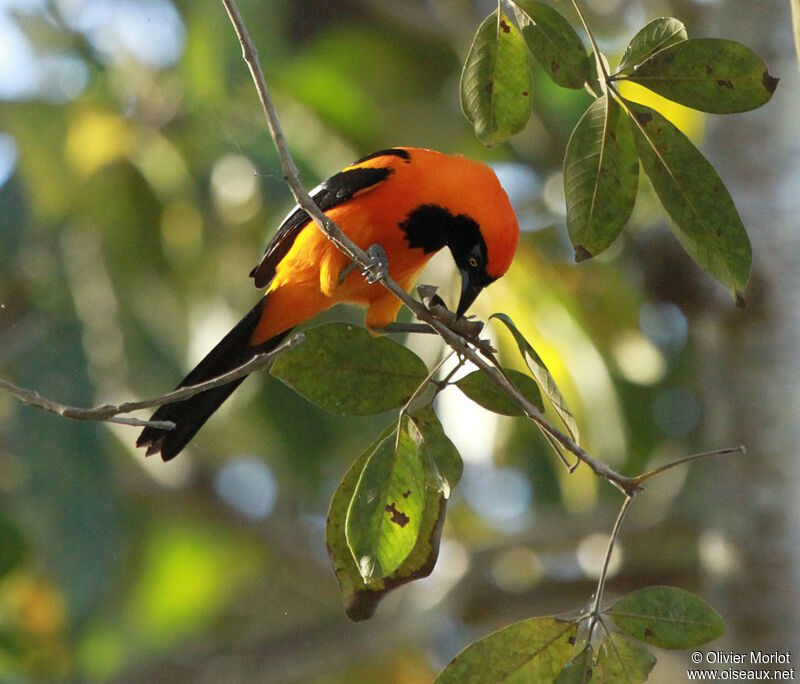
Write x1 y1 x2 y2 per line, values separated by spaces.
468 256 479 268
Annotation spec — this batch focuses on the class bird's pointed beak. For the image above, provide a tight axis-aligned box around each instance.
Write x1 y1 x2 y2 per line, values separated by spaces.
456 267 484 319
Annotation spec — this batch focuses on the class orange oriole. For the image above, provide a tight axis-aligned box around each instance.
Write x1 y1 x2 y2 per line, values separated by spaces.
137 147 519 460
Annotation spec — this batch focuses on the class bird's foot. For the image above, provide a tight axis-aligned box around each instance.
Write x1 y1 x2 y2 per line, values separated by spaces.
416 285 495 353
362 244 389 284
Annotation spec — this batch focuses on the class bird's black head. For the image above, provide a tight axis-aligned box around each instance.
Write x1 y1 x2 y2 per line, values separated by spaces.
399 204 496 318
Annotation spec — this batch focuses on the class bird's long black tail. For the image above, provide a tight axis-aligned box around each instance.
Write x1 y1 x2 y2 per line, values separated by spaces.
137 296 289 461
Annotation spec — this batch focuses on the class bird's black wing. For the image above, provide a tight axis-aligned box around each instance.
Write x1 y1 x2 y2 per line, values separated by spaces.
250 149 411 288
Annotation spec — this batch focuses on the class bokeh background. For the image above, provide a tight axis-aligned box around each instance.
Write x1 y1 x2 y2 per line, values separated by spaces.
0 0 797 681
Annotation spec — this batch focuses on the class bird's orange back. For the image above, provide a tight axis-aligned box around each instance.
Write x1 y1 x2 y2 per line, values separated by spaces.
257 148 518 338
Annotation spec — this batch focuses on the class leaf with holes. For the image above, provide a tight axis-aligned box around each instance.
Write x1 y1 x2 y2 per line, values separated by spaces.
460 10 532 147
626 101 751 301
270 322 428 415
512 0 589 89
627 38 779 114
607 586 726 649
456 368 543 416
491 313 580 444
616 17 687 74
564 94 639 260
435 617 577 683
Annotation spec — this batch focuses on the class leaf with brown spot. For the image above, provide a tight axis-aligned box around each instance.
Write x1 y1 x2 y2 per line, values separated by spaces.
327 410 462 621
384 502 410 527
436 617 577 682
346 425 425 581
625 100 752 300
564 94 639 259
626 38 779 113
460 9 532 147
512 0 589 90
607 586 725 649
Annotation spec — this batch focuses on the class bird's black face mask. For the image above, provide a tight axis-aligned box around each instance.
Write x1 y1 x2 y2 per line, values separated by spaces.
454 242 494 319
397 203 495 319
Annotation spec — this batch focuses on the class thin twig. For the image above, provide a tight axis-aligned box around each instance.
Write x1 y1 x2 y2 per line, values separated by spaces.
395 351 454 451
0 334 303 428
588 494 635 636
630 445 745 487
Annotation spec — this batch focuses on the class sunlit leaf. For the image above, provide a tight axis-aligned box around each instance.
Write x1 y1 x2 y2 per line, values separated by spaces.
491 313 580 444
327 414 459 621
616 17 687 74
511 0 589 89
460 10 532 147
410 405 463 491
627 38 779 114
564 94 639 260
585 51 610 99
593 633 656 682
346 426 425 581
436 617 577 683
626 101 751 301
456 368 543 416
554 646 594 683
270 322 428 415
607 586 726 649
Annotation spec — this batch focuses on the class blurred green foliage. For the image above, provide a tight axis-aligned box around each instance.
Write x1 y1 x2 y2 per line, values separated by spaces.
0 0 781 681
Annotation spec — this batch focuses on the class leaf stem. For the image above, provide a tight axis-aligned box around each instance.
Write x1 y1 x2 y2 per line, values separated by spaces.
570 0 608 82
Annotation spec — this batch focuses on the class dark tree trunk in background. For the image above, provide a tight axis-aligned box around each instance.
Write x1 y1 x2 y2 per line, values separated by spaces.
695 0 800 652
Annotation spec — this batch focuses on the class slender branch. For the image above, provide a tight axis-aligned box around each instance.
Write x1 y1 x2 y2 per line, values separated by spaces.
630 445 745 487
395 351 454 450
0 334 303 428
220 0 641 496
588 494 635 635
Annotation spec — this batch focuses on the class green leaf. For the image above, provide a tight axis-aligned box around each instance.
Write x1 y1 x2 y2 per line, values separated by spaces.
607 586 726 649
410 405 463 491
460 10 533 147
435 617 577 683
592 633 656 682
456 368 543 416
491 313 580 444
564 94 639 260
511 0 589 89
616 17 687 74
626 38 779 114
270 322 428 415
554 647 594 684
346 425 426 581
626 101 752 300
327 414 459 621
584 51 610 99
